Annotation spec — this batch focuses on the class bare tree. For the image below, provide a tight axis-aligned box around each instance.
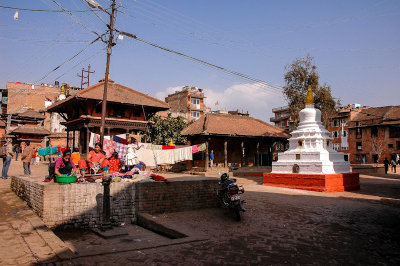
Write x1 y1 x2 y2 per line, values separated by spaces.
371 137 384 165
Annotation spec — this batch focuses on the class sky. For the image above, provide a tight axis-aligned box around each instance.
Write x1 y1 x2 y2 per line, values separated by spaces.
0 0 399 122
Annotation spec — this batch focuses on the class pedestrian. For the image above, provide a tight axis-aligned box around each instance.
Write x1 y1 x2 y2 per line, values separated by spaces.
14 144 20 161
31 148 37 165
21 141 34 176
391 159 397 173
210 149 214 168
2 139 14 179
384 157 389 174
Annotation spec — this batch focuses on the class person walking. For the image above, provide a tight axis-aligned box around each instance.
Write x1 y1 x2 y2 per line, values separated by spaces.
384 157 390 174
21 141 34 176
391 159 397 173
2 139 14 179
14 144 20 161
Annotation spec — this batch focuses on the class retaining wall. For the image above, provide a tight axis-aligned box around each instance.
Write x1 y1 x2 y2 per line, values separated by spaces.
11 176 219 229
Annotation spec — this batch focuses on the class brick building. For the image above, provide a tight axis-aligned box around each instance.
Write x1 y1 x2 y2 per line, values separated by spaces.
270 106 291 131
347 105 400 164
165 86 206 122
47 79 169 154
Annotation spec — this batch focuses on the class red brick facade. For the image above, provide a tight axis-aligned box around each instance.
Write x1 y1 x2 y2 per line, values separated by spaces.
165 86 206 122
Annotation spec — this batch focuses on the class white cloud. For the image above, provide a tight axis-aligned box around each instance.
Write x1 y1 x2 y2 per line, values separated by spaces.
155 86 183 101
154 83 285 122
204 83 285 121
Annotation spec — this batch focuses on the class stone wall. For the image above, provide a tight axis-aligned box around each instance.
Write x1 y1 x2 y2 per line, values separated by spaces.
11 177 135 229
135 180 219 214
11 177 219 229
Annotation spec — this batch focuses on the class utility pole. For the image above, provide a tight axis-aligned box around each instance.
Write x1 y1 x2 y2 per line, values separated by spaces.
100 0 116 145
77 64 95 89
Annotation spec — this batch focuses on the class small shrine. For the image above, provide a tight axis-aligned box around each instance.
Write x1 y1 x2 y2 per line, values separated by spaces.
263 86 360 192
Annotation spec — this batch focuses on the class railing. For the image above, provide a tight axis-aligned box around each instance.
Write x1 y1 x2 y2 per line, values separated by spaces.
272 106 289 112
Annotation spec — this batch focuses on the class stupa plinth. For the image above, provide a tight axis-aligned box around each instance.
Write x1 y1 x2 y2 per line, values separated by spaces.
263 86 359 192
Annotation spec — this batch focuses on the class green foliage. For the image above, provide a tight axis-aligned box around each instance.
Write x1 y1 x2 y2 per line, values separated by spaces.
283 55 339 128
148 114 188 145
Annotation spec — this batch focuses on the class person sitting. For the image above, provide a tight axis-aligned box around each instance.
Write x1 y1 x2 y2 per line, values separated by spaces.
108 151 122 173
79 143 109 177
45 150 77 182
71 148 80 166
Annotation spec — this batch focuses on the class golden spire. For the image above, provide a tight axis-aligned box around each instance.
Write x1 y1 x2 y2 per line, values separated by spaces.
305 85 314 105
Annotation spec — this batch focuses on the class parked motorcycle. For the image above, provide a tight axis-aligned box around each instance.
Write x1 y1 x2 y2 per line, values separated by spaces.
217 173 245 221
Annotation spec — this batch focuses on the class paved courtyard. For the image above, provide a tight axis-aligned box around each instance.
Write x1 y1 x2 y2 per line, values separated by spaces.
0 160 399 265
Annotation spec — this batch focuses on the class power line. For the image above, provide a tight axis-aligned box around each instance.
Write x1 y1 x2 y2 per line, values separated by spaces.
35 36 102 83
0 4 94 12
116 29 284 93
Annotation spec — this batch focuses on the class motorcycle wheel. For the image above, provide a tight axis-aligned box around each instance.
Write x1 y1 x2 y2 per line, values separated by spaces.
234 205 241 221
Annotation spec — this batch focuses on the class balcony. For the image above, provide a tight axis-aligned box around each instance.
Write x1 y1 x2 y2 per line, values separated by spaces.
272 106 289 113
270 114 290 122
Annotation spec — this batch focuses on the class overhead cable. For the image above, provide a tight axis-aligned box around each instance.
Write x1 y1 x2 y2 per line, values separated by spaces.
0 4 94 12
35 36 101 83
116 29 283 92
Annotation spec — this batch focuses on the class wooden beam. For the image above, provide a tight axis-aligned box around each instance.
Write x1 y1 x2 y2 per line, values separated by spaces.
241 141 244 167
224 139 228 168
205 140 209 172
86 126 89 155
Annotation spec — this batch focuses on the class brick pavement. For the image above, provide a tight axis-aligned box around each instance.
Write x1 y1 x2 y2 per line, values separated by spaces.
1 161 400 265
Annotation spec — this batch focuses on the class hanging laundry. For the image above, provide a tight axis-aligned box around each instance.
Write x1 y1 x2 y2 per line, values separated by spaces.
153 150 174 165
162 145 175 150
192 145 199 154
14 11 18 20
173 146 192 162
89 132 96 148
114 142 128 160
136 148 156 167
198 143 207 152
113 135 128 145
103 138 115 157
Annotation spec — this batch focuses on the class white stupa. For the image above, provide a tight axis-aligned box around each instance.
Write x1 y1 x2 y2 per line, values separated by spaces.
272 86 350 174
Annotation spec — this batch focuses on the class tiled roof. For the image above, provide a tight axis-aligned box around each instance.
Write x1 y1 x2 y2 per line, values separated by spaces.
181 113 290 138
47 81 169 111
17 109 45 119
351 106 400 125
10 126 50 135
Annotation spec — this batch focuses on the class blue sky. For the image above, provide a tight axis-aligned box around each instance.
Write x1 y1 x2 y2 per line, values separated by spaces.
0 0 399 121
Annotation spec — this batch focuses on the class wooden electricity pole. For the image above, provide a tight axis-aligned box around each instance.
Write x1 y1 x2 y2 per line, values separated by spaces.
99 0 116 145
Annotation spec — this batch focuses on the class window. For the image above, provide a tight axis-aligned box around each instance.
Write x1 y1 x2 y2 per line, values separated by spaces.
372 154 378 163
356 128 362 139
356 121 361 127
341 146 349 150
356 142 362 151
388 144 394 149
281 121 285 127
371 127 378 137
342 130 348 137
389 126 400 138
191 111 200 120
133 109 141 118
332 119 339 127
344 154 349 161
341 119 347 126
397 141 400 150
191 98 200 109
95 104 102 114
111 106 127 118
333 143 340 151
332 131 339 138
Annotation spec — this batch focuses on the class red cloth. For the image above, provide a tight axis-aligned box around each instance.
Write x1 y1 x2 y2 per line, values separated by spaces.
151 174 170 183
89 150 105 163
162 145 175 150
108 157 122 172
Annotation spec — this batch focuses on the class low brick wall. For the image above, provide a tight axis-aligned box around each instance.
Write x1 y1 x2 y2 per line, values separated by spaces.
11 176 219 229
136 180 219 214
11 177 135 229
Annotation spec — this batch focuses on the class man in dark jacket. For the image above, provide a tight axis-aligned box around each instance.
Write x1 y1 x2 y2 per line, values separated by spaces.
384 158 390 175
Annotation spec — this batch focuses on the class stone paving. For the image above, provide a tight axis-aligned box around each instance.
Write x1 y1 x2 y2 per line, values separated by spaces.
1 160 400 265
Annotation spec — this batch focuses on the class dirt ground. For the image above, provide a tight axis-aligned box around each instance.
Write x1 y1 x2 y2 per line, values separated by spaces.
1 160 400 265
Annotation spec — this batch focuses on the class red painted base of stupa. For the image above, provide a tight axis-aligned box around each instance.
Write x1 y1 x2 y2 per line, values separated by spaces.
263 172 360 192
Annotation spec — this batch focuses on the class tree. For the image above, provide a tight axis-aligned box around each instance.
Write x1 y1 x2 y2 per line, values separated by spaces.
371 137 384 165
147 114 188 145
283 55 339 128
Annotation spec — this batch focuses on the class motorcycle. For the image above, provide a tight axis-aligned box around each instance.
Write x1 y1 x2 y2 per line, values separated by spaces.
217 173 245 221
